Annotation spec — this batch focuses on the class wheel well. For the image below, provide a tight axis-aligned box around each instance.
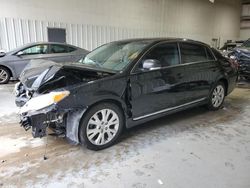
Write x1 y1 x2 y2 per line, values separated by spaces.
218 78 228 95
80 99 126 125
77 99 127 143
0 65 13 77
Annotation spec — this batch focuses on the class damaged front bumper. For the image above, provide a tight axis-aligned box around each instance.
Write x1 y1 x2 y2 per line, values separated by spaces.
20 105 66 138
19 105 87 144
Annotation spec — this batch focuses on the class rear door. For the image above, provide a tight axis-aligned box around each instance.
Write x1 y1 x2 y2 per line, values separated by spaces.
129 42 187 119
179 42 217 101
47 44 75 62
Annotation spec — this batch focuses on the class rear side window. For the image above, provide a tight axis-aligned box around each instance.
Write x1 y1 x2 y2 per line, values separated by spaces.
205 47 215 60
68 47 76 52
50 44 69 54
211 48 224 59
180 43 208 63
143 42 180 67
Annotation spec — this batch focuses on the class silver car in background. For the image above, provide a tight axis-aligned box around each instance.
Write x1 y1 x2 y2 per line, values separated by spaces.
0 42 89 84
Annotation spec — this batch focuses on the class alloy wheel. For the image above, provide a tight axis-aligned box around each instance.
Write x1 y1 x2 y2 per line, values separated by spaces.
86 109 120 146
212 85 225 108
0 68 8 83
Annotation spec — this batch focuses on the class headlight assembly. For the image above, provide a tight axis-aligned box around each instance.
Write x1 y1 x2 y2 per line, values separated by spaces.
20 91 70 114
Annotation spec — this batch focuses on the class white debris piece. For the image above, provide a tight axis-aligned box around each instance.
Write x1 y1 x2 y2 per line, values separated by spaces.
158 179 163 185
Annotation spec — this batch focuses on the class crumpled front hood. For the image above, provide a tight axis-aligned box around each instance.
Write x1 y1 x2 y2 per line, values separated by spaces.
19 59 59 89
20 59 115 92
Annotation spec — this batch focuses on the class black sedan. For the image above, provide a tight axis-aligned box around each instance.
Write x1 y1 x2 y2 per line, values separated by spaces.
18 38 238 150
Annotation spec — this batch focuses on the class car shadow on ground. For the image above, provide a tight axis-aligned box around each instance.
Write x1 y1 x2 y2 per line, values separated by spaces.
119 84 250 148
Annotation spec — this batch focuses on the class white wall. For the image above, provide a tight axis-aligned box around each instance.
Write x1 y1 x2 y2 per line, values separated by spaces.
240 29 250 39
240 3 250 40
0 0 241 51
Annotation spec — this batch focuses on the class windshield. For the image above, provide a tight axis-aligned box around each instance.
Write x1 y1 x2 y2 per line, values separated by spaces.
242 39 250 48
79 41 151 72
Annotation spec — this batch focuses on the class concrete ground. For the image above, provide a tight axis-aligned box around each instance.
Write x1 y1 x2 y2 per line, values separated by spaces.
0 82 250 188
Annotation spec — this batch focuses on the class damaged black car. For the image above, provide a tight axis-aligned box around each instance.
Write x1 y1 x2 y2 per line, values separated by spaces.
229 38 250 80
17 38 238 150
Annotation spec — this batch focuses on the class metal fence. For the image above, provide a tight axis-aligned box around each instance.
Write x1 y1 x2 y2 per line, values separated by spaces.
0 17 170 51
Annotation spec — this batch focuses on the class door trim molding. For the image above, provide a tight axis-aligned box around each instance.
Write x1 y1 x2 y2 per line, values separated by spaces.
133 97 207 121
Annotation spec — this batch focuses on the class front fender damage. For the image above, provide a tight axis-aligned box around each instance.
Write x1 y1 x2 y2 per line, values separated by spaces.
65 108 87 144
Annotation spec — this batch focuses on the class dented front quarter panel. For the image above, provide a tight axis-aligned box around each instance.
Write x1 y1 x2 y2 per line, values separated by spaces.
65 108 87 144
20 72 129 144
59 75 129 143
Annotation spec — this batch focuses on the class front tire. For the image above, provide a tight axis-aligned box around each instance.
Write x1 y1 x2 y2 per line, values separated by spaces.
207 82 226 110
79 103 124 150
0 67 10 84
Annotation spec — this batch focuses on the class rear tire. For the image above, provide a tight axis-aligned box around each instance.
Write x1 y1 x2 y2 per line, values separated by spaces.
0 67 10 84
207 81 225 111
79 103 124 150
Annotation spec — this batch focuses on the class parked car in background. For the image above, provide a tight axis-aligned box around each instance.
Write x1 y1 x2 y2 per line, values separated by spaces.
229 38 250 80
0 42 89 84
220 41 244 57
18 38 237 150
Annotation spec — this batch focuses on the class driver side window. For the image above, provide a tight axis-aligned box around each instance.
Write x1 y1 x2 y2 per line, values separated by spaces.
19 44 49 55
136 42 180 71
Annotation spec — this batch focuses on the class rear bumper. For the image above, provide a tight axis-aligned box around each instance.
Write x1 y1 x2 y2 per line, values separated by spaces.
239 70 250 78
238 60 250 78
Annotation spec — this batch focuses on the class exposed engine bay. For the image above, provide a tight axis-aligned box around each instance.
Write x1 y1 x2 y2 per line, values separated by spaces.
15 60 114 107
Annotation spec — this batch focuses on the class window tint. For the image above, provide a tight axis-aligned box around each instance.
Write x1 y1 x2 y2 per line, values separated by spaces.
205 47 215 60
21 45 48 55
143 42 180 67
68 46 76 52
180 43 207 63
211 48 223 59
50 44 69 53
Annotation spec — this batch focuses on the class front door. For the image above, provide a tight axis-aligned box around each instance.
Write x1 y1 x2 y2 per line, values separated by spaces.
12 44 50 77
129 42 187 119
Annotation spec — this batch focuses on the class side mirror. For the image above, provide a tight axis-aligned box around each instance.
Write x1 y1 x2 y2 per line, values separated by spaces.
0 50 6 57
142 59 161 71
16 51 24 56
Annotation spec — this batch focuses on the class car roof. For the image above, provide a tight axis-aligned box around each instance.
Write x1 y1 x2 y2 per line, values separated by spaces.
110 38 210 47
21 42 78 48
9 42 80 53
